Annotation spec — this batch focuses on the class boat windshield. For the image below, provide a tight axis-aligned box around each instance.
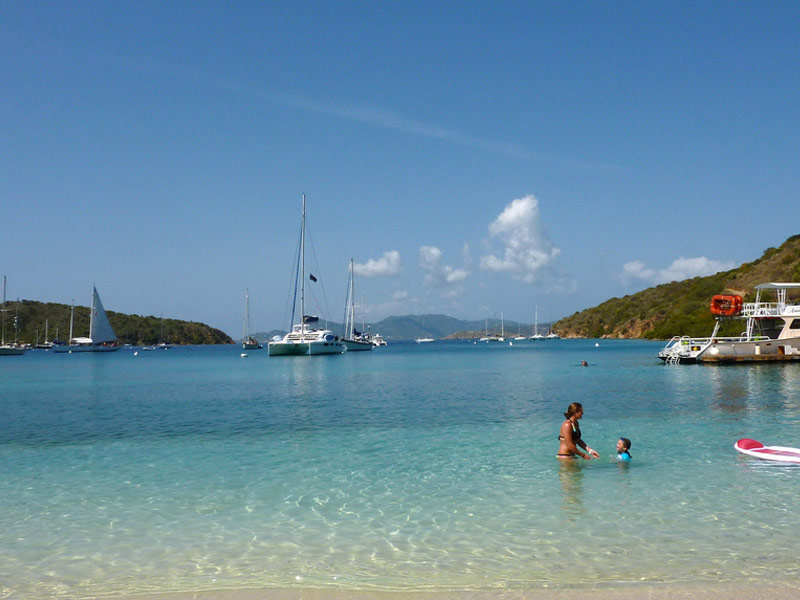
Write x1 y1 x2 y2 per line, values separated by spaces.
753 318 784 339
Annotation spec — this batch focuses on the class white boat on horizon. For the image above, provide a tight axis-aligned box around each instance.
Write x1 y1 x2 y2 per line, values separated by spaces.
658 282 800 364
480 314 505 342
268 195 344 357
54 286 120 353
0 276 26 356
529 306 544 340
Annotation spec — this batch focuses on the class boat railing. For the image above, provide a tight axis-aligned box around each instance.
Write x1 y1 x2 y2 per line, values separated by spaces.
662 333 756 352
742 302 783 317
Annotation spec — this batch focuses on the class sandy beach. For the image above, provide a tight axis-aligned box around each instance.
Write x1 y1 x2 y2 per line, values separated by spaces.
121 582 800 600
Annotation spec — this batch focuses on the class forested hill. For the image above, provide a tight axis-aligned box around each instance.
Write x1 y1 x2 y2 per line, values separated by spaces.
553 234 800 340
7 300 233 345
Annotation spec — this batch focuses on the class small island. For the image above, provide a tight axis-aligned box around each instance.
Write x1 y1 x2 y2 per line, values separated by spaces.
12 300 233 346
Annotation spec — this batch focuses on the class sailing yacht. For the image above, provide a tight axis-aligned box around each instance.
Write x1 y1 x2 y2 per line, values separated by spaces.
529 306 544 340
242 289 262 350
34 319 56 349
54 286 120 352
341 259 373 351
481 314 505 342
0 276 26 355
268 195 344 356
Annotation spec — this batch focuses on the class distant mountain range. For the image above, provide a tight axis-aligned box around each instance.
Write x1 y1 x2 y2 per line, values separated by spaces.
255 314 552 343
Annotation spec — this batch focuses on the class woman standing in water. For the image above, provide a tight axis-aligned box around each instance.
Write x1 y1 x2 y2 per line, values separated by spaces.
557 402 600 460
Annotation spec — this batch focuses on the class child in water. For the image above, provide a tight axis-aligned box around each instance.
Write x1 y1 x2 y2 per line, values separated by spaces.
616 437 632 461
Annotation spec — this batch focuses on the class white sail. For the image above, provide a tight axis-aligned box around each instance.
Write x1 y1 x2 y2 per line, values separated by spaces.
89 286 116 343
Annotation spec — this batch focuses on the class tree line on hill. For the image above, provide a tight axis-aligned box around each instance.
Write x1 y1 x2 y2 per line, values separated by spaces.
552 234 800 339
6 300 233 346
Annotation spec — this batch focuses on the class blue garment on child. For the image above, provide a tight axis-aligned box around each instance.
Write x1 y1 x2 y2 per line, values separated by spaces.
616 451 631 461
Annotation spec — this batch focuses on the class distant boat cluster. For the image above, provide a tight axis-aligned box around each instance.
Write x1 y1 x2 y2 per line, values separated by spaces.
476 308 560 344
1 279 129 355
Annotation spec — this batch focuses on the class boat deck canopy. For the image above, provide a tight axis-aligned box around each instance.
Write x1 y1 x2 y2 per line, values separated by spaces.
755 283 800 290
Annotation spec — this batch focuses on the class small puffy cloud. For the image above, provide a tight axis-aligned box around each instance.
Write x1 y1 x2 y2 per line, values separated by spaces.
354 251 402 278
622 256 736 285
419 246 469 287
479 195 560 283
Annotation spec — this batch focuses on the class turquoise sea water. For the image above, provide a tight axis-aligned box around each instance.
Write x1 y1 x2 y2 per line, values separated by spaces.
2 340 799 598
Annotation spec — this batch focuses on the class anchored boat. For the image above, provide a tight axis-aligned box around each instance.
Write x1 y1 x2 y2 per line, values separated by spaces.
54 286 120 353
268 195 343 357
341 259 373 352
658 282 800 364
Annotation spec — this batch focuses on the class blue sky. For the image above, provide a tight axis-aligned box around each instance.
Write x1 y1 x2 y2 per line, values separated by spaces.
3 1 799 337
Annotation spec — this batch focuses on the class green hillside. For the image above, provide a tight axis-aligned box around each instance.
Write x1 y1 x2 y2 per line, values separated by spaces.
5 300 233 346
553 234 800 339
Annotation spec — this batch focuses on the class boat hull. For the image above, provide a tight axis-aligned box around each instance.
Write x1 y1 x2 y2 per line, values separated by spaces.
660 339 800 364
0 346 26 355
53 344 120 353
268 340 344 356
698 339 800 363
342 339 373 352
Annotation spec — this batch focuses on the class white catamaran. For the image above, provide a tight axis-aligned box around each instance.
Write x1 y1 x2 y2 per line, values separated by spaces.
268 195 344 356
0 276 26 355
658 282 800 364
54 286 119 353
341 259 373 351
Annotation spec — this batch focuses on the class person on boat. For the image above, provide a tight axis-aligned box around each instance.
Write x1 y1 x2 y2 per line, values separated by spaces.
616 437 632 461
557 402 600 460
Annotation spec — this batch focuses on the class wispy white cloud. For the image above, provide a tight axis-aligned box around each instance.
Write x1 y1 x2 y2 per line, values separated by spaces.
419 246 469 291
101 53 621 169
264 93 542 161
621 256 736 285
354 251 402 278
479 195 560 283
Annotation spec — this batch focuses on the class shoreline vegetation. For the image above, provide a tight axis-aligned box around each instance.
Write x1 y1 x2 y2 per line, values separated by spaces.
12 299 233 346
552 234 800 340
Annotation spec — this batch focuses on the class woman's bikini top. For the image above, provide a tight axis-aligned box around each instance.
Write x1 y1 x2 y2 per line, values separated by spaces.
558 420 581 442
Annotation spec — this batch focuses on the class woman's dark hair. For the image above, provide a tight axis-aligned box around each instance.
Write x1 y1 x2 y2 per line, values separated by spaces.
564 402 583 419
620 437 632 453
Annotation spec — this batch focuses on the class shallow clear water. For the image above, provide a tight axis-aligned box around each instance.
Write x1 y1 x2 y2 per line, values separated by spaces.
2 340 800 598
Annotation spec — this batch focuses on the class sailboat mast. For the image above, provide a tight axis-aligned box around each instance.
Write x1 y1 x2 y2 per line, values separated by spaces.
2 275 6 345
69 300 74 341
349 259 355 336
300 194 306 334
243 289 249 341
89 287 96 340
